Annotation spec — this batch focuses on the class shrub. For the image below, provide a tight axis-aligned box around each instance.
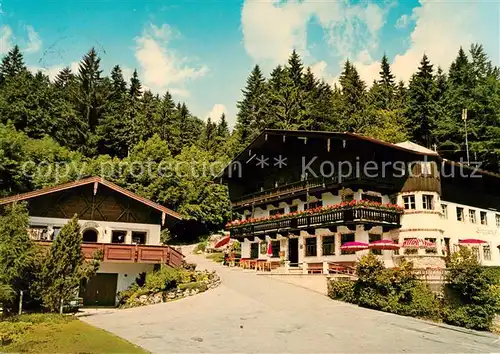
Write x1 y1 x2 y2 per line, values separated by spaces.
178 282 208 293
144 267 189 292
181 261 197 271
353 255 441 319
194 241 208 253
386 281 441 320
443 248 500 330
327 279 356 303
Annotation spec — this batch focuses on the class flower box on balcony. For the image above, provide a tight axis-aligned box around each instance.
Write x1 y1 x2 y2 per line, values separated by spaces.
226 200 403 230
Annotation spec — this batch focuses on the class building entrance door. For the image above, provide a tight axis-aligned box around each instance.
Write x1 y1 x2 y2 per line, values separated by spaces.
80 273 118 306
288 238 299 265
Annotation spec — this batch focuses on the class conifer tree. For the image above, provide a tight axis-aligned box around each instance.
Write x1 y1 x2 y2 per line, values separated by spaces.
407 54 437 147
287 49 304 87
339 60 368 132
110 65 127 98
54 67 74 89
0 202 36 313
370 54 396 110
129 69 142 100
77 47 103 133
217 113 229 138
38 215 99 312
0 45 26 83
235 65 267 145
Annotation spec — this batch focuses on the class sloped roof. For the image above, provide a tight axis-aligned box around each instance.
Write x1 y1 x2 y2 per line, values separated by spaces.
219 129 440 178
0 176 182 220
394 141 438 155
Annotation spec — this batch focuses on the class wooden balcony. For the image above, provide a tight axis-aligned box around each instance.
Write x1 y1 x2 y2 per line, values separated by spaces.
229 206 401 240
35 242 184 267
231 176 396 210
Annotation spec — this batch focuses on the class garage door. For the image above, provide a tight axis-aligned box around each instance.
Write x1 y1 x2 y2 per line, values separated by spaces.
80 273 118 306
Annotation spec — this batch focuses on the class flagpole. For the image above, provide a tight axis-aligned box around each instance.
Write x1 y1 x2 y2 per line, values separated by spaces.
463 108 470 166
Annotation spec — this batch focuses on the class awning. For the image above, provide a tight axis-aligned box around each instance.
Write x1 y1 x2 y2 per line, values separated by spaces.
402 238 436 249
458 238 487 246
369 239 400 250
214 236 231 248
340 241 369 251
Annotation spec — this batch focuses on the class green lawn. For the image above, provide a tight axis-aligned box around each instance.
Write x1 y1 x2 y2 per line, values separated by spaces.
0 313 147 353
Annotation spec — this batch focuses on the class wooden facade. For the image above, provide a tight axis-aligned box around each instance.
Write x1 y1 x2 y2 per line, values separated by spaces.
26 183 162 225
35 241 184 267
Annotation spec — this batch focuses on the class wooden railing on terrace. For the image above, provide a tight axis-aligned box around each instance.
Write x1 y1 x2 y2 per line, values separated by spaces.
230 206 401 239
231 175 396 208
231 177 332 207
35 241 184 267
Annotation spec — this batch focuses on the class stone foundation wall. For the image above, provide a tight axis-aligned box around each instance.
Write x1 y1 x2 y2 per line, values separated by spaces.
123 271 221 308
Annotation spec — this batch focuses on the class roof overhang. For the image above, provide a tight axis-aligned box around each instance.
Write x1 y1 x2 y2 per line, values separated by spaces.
0 176 183 220
217 129 440 181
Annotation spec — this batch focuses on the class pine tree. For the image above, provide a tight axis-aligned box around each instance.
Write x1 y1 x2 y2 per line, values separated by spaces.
217 113 229 138
407 54 437 147
110 65 127 98
339 60 368 132
154 91 180 149
371 54 396 110
77 47 103 133
129 69 142 100
38 215 99 312
287 49 304 87
235 65 267 145
0 202 36 312
266 65 307 130
0 45 26 83
54 67 74 89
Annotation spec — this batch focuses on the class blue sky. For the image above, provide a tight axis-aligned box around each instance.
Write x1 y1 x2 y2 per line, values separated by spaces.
1 0 499 128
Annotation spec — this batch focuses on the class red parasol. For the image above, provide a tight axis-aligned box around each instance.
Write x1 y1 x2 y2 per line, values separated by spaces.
369 239 400 250
340 241 369 251
402 238 436 249
458 239 487 246
267 242 273 257
214 236 230 248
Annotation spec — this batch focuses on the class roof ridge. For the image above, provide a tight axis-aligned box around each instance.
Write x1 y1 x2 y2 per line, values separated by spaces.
0 176 182 220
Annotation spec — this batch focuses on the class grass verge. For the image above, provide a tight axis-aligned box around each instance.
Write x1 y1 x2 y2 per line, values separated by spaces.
0 313 146 353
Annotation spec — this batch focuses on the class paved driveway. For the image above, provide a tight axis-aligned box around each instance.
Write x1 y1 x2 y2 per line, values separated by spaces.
81 252 499 353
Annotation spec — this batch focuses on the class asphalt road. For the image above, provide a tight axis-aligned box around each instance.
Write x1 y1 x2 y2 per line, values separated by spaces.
81 251 500 353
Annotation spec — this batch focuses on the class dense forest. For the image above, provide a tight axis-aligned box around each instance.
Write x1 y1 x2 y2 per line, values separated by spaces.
0 43 499 237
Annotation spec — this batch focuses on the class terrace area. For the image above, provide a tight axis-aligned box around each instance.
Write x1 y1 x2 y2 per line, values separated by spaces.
228 201 403 240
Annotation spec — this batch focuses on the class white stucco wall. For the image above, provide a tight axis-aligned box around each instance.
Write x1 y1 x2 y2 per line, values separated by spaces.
439 199 500 265
97 262 155 293
29 216 162 245
237 181 500 267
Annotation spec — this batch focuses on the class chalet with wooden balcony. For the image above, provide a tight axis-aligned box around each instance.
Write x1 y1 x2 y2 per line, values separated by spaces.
0 177 184 306
219 129 500 270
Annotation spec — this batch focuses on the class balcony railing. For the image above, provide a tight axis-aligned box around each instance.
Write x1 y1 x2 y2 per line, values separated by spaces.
229 206 401 239
231 177 332 208
35 242 184 267
231 175 396 208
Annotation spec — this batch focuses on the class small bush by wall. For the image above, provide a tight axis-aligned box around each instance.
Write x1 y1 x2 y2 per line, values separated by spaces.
327 279 356 304
117 266 220 308
328 254 441 321
443 248 500 330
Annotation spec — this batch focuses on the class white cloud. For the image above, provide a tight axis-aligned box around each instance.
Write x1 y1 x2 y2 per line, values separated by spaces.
134 23 208 95
241 0 389 67
349 0 497 85
29 65 63 80
309 60 327 79
0 25 13 55
396 14 411 29
206 104 226 122
24 25 42 53
241 0 311 65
